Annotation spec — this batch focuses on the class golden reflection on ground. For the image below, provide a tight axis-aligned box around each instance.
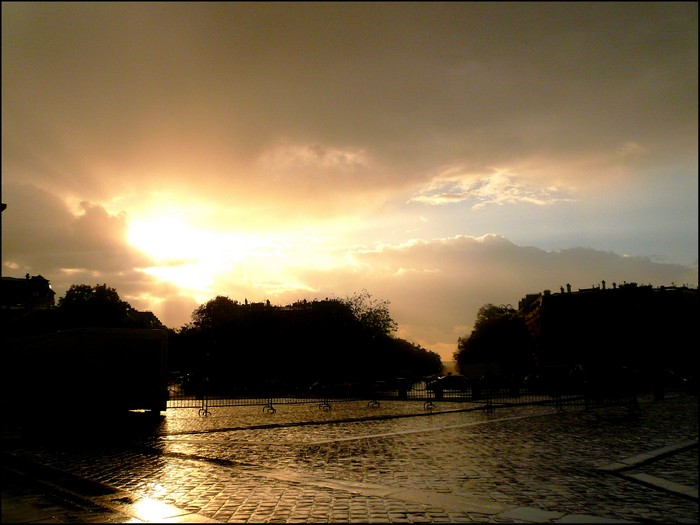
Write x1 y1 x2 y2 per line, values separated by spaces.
124 496 185 522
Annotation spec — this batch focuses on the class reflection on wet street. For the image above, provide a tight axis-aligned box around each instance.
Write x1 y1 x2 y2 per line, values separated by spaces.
4 397 698 523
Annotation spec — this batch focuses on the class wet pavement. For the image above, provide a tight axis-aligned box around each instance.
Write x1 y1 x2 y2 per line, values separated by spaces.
2 393 697 523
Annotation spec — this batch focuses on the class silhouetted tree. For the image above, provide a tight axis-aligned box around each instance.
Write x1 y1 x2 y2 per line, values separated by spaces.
341 290 398 338
3 282 163 340
382 337 442 379
171 292 441 392
190 295 240 330
57 283 135 328
454 304 534 382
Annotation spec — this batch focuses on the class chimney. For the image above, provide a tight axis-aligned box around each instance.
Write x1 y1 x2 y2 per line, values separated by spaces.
602 280 606 290
566 283 571 293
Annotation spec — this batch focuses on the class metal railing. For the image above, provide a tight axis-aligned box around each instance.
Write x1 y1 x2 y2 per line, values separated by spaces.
166 380 621 417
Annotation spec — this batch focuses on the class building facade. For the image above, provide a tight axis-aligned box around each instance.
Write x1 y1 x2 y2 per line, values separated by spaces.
1 274 56 310
518 282 698 376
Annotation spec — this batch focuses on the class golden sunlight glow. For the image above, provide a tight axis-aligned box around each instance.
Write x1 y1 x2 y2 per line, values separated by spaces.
126 207 353 299
128 215 249 262
128 213 267 292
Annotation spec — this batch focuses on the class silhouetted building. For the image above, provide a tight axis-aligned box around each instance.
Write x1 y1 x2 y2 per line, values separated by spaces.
4 327 169 419
1 274 56 310
518 282 698 377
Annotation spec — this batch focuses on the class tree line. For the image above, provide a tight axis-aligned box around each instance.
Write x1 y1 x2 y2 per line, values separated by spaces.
2 284 442 392
1 283 164 340
172 291 442 393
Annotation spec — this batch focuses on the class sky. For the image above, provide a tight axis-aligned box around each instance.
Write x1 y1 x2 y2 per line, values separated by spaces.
2 2 697 361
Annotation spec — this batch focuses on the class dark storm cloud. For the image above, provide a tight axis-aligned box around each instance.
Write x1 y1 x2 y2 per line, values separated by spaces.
3 2 696 203
1 182 152 284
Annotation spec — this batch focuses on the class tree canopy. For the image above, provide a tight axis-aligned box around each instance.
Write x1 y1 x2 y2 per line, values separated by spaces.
190 295 241 329
341 289 398 338
3 280 442 390
454 303 534 380
58 283 134 327
2 283 163 340
171 291 441 392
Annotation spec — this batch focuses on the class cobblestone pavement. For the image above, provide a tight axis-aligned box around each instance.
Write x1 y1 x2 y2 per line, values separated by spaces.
2 393 697 523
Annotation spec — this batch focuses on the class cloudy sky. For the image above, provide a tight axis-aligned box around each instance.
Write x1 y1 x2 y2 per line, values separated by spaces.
2 2 697 360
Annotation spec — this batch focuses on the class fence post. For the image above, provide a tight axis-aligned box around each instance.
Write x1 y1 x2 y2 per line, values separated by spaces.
433 386 444 401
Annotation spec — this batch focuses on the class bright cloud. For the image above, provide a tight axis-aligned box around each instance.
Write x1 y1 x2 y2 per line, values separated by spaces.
261 142 370 172
410 167 574 209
